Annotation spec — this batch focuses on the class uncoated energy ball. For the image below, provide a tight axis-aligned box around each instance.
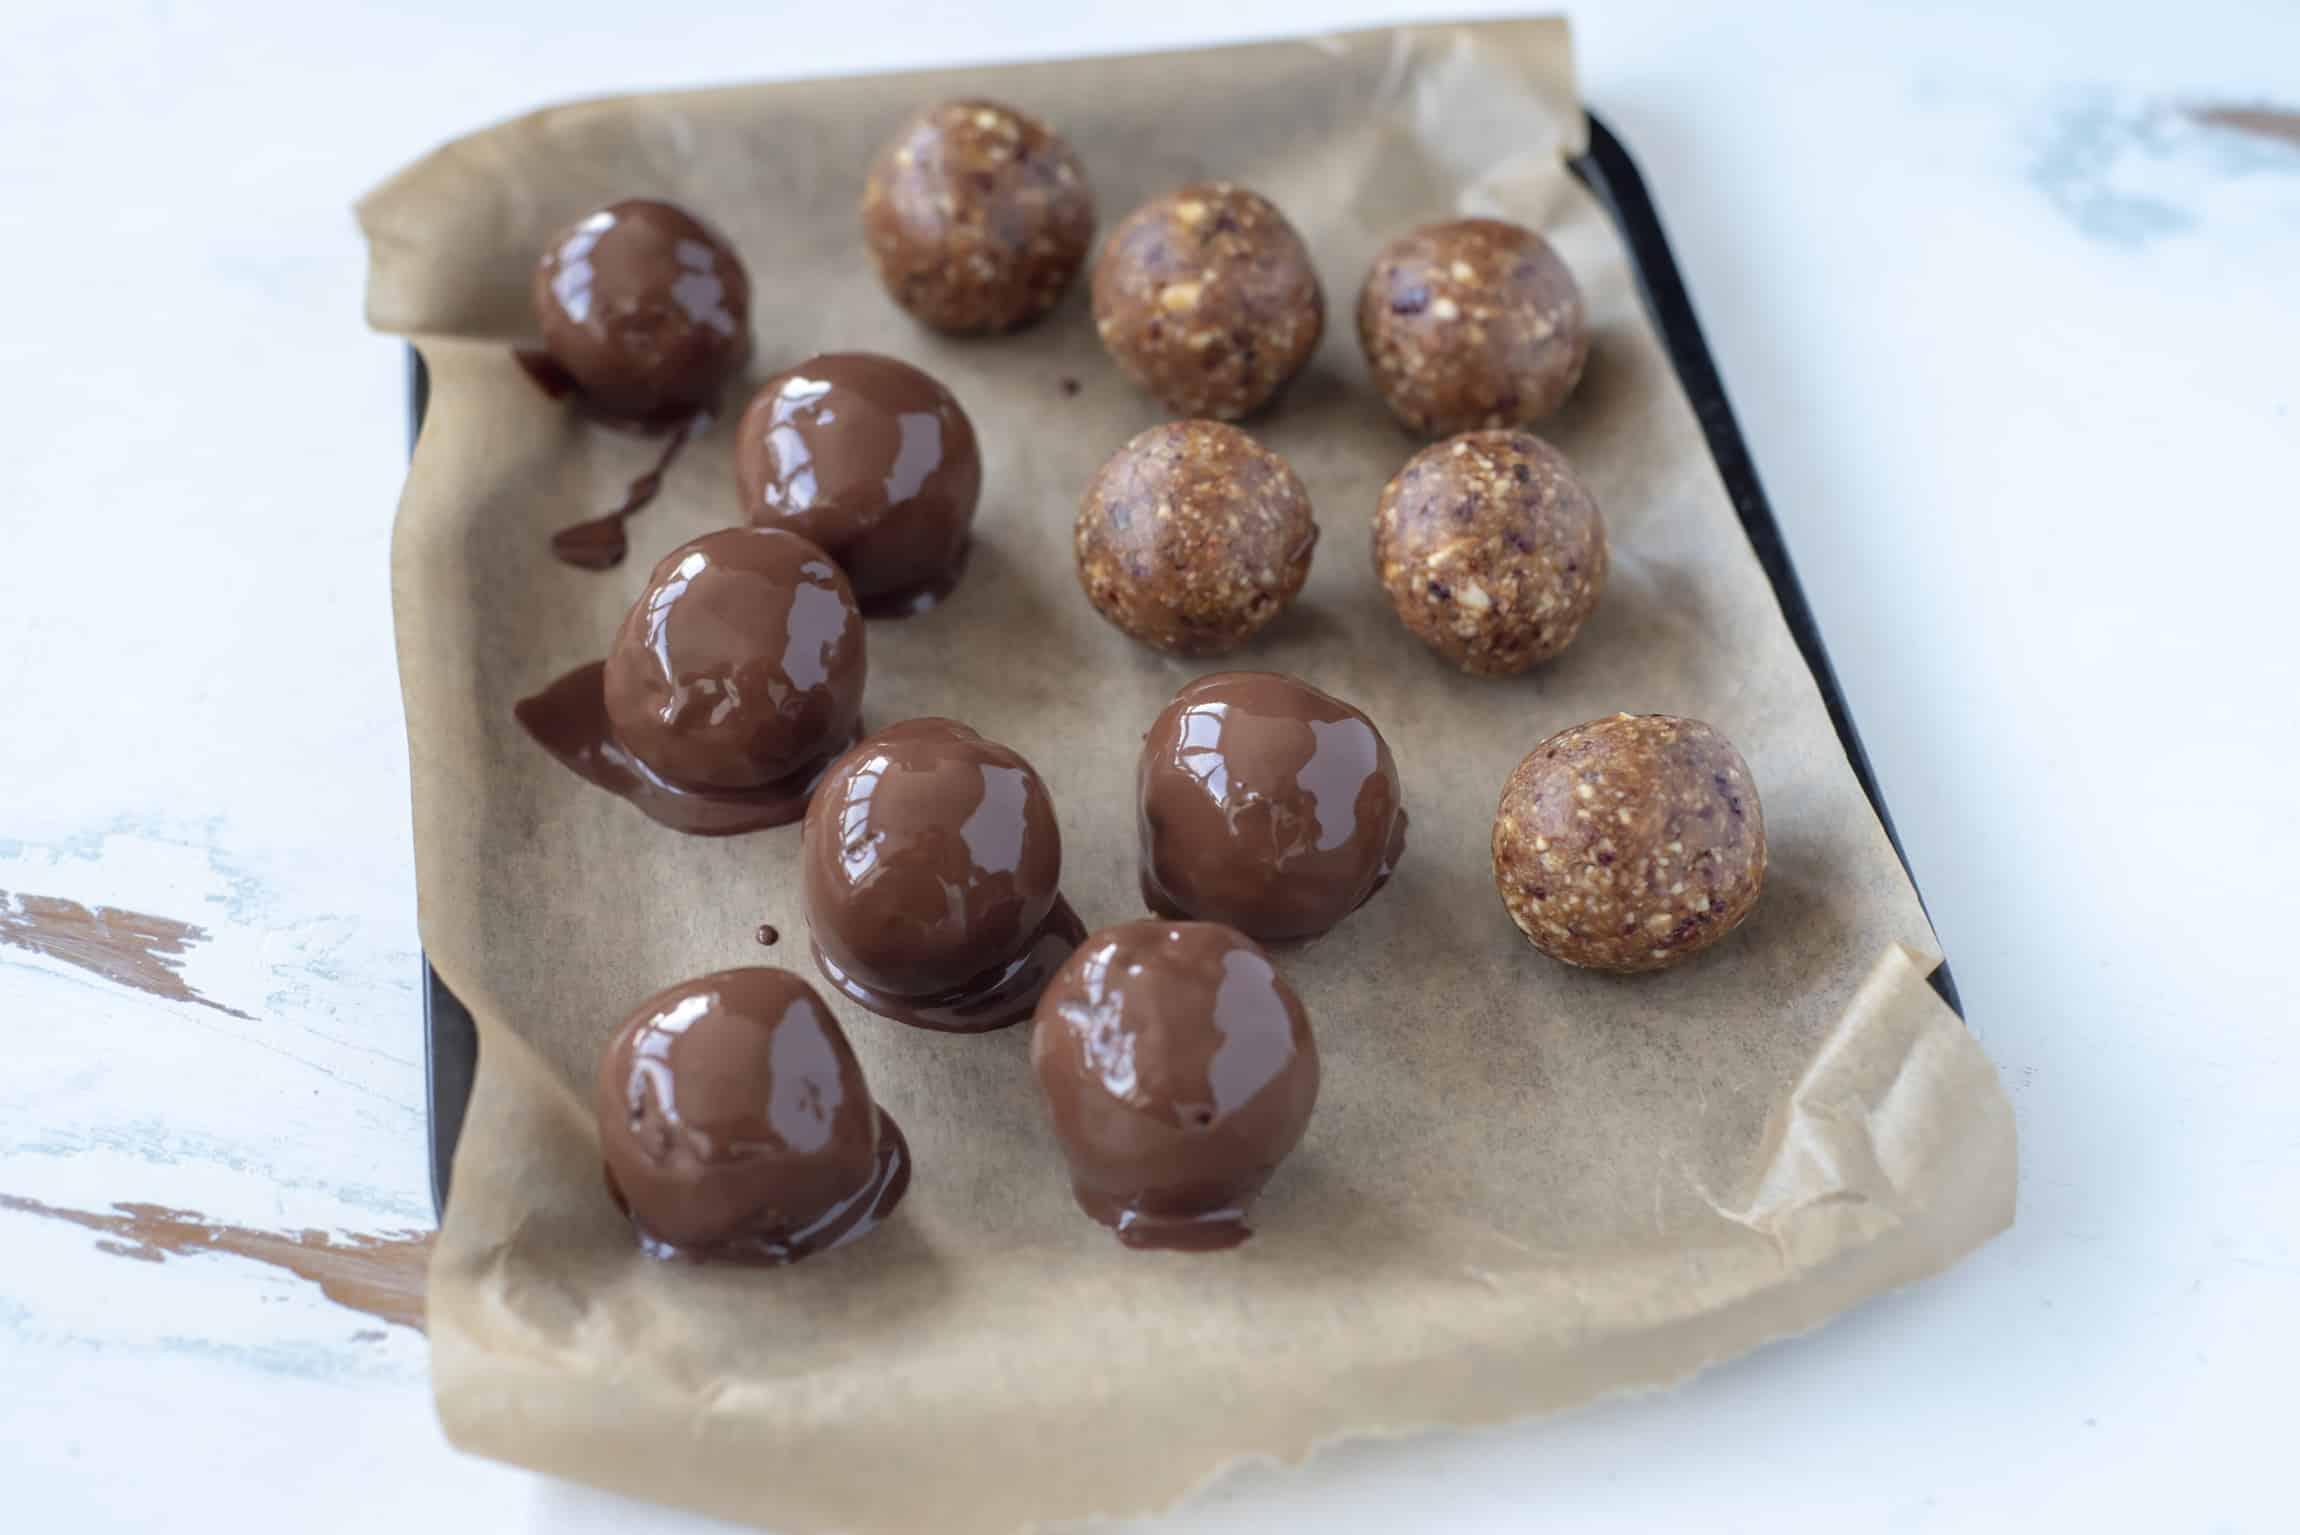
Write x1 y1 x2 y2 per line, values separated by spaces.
861 99 1095 334
1358 217 1588 437
1092 183 1324 419
1075 421 1318 655
1492 714 1767 973
1373 430 1606 675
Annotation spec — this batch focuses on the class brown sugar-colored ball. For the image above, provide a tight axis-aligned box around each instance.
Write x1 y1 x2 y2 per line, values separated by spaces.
1357 218 1588 437
1075 421 1317 656
860 99 1095 334
1372 430 1606 676
1492 714 1766 973
1091 183 1324 420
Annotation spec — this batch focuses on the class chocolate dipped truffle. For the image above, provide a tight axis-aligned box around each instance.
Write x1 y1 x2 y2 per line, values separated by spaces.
1357 217 1587 437
861 99 1095 334
1139 672 1406 943
596 966 909 1263
1091 183 1324 419
601 527 866 800
1031 921 1319 1250
1075 421 1317 656
734 353 981 616
1493 714 1767 973
532 199 752 421
803 719 1083 1032
1374 430 1607 676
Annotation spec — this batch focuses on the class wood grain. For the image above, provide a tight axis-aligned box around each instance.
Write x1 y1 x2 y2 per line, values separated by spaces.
0 890 251 1019
0 1193 431 1333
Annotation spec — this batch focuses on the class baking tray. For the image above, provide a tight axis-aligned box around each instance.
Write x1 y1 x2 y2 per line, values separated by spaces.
412 111 1962 1220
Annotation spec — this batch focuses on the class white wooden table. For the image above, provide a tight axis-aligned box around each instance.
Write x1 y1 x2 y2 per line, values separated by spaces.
4 2 2294 1528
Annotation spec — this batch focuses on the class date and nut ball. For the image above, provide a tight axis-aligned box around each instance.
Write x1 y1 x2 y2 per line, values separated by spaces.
1091 183 1324 420
1138 672 1407 943
1076 421 1317 656
802 718 1084 1033
595 967 909 1264
1493 714 1766 973
1373 430 1606 676
1358 217 1587 437
735 353 981 616
1031 920 1319 1251
861 99 1095 334
602 526 866 797
532 199 752 421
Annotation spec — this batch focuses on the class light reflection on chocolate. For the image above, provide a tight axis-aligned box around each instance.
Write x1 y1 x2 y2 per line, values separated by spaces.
524 199 750 569
1031 920 1319 1250
1138 672 1407 942
596 967 907 1264
802 719 1078 1031
516 527 865 835
736 354 980 617
532 199 750 423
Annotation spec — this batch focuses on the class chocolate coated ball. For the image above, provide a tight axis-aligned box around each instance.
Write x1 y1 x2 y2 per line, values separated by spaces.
735 353 981 615
602 527 865 792
1138 672 1406 942
595 966 906 1260
803 719 1076 1031
532 199 751 420
1031 920 1319 1250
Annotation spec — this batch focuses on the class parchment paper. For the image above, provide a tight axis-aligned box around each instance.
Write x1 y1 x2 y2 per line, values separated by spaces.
360 19 2016 1532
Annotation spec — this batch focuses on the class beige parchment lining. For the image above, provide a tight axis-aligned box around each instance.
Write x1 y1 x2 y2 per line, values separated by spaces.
362 19 2016 1533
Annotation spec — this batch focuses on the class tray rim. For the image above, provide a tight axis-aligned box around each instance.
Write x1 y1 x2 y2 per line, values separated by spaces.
413 108 1961 1220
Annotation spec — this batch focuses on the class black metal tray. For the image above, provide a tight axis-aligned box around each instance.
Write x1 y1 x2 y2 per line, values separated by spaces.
412 112 1960 1219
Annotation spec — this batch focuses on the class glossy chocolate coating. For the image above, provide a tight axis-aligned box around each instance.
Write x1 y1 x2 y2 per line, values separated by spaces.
1138 672 1407 943
1031 921 1319 1250
595 967 908 1262
532 199 751 421
803 719 1076 1031
516 660 858 836
735 354 981 615
602 527 866 793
